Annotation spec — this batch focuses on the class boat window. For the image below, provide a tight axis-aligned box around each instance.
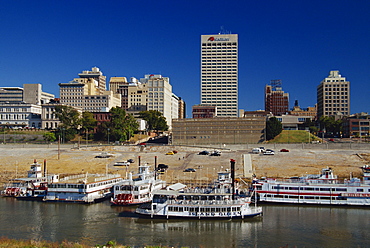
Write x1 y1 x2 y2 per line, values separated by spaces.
216 196 221 200
289 187 299 190
185 195 191 200
334 188 347 192
357 189 364 192
319 188 331 191
176 195 184 200
200 196 207 200
208 195 215 200
303 187 313 191
193 196 199 200
272 185 284 189
211 208 216 212
227 207 231 212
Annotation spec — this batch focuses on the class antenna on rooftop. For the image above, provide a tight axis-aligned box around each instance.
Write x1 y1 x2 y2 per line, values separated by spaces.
219 26 231 34
270 79 282 90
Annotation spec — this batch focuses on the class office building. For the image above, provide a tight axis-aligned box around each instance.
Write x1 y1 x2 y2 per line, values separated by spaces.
140 74 173 128
0 84 54 104
192 104 217 118
172 117 265 145
109 77 129 110
265 80 289 116
201 34 238 117
317 70 350 118
77 67 107 94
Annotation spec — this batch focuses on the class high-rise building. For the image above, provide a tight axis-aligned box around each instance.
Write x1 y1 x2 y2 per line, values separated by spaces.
78 67 107 94
200 34 238 117
140 74 173 128
317 70 350 118
265 80 289 116
109 77 129 110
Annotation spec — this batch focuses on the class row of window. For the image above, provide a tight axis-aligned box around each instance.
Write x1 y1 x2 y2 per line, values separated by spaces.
324 91 348 95
168 206 240 212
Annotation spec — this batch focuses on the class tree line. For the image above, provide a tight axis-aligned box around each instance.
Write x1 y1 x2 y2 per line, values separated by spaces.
43 106 168 143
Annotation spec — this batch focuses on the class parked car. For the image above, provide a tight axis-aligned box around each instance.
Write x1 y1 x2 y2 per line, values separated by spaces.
263 150 275 155
95 152 114 158
184 168 196 172
127 159 135 163
172 150 178 154
157 164 169 170
280 149 289 152
210 151 221 156
198 151 210 155
113 161 130 166
259 147 266 152
166 151 175 155
252 148 261 154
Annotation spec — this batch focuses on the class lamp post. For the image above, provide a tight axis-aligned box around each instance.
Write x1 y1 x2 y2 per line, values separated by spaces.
107 128 110 145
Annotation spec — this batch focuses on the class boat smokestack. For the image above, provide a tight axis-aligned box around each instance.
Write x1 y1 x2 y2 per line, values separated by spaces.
230 159 236 200
44 159 47 177
154 156 157 180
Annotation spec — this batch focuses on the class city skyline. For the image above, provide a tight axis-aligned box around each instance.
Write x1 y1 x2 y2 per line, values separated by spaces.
1 1 369 116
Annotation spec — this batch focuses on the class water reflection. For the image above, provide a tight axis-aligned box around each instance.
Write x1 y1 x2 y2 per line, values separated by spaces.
1 197 369 247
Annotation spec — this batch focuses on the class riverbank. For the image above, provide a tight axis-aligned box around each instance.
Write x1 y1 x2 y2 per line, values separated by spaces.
1 144 369 185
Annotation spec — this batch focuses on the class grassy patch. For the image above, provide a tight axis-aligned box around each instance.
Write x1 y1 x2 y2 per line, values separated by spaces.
268 130 321 143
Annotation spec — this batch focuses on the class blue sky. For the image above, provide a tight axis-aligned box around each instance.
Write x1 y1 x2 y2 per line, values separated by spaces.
1 0 369 116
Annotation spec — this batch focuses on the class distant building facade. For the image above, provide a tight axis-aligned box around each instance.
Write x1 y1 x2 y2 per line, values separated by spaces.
140 74 173 128
265 80 289 116
78 67 107 94
0 103 42 129
172 117 265 145
342 113 369 138
201 34 238 117
178 97 186 119
317 70 350 118
192 105 217 118
275 115 315 130
0 84 54 104
59 68 121 112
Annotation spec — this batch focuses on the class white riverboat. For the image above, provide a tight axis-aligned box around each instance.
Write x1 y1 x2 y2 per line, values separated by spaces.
1 159 58 200
111 164 166 206
135 160 262 219
254 166 370 206
44 173 123 203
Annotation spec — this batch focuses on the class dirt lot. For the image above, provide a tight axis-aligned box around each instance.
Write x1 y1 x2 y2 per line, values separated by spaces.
1 144 369 185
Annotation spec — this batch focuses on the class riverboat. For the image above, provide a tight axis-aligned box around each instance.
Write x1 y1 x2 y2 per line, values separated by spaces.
1 159 58 200
111 164 166 206
43 173 123 203
135 160 262 219
254 166 370 206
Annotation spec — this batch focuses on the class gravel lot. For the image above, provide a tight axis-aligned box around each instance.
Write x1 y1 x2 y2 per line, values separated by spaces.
1 144 369 185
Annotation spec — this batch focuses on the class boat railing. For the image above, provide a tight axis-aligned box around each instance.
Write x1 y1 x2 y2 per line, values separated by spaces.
166 198 247 206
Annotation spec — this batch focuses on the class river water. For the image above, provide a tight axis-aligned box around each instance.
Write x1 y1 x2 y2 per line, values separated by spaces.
0 197 368 247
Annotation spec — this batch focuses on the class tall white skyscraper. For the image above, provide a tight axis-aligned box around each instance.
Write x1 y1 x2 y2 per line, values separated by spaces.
200 34 238 117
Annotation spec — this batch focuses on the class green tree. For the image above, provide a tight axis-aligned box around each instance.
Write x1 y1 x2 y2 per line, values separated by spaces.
266 117 282 140
81 111 97 139
139 110 168 131
97 107 139 142
54 105 81 142
319 116 343 136
43 132 56 142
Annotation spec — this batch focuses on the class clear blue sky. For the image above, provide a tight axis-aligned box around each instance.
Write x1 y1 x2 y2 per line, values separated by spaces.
1 0 369 116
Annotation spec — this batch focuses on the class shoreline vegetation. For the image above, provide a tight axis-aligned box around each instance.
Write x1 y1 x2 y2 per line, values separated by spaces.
0 237 174 248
